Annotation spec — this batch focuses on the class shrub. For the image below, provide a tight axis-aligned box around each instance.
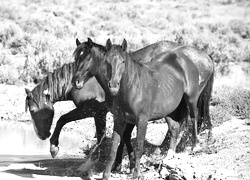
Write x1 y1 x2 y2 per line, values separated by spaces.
210 85 250 126
0 21 24 48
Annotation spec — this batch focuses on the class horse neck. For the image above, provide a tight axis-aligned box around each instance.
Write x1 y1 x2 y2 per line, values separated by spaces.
94 59 113 106
122 54 147 97
43 63 75 103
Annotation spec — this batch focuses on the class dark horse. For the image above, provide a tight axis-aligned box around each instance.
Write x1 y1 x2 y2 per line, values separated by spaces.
72 39 214 179
25 62 108 158
25 38 180 165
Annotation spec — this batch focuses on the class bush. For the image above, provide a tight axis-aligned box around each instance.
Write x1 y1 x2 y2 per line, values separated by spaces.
210 85 250 126
229 89 250 118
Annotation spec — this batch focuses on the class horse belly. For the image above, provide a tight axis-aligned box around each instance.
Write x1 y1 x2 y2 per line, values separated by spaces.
150 89 183 119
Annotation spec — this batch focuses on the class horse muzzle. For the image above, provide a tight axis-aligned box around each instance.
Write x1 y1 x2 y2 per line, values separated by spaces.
108 81 120 95
38 131 51 140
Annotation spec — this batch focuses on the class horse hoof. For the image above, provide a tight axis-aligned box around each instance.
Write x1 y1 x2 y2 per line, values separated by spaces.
192 143 202 152
50 144 59 158
111 164 122 173
132 171 141 180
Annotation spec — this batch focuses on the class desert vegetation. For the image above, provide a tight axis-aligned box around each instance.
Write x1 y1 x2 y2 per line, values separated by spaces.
0 0 250 179
1 0 249 121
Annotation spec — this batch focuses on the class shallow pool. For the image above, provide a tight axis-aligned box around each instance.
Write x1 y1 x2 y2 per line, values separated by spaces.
0 120 84 162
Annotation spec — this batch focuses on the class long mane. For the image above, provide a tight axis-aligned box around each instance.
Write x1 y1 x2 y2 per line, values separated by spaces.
123 52 154 92
31 62 75 106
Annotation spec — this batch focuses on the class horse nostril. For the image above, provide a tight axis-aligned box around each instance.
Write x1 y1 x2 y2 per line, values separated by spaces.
108 82 111 88
30 109 36 113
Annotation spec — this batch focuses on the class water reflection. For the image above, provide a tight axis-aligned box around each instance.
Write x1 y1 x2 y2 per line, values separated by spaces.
0 121 83 161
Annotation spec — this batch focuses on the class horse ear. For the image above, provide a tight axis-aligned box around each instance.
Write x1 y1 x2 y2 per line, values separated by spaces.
25 88 33 99
87 38 94 47
106 38 112 51
121 39 127 51
76 38 81 46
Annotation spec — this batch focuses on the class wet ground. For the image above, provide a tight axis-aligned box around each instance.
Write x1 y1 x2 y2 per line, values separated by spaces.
0 120 86 179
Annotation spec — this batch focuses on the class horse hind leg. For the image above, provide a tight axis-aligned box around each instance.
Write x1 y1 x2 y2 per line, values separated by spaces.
164 116 181 161
163 98 188 163
184 95 201 151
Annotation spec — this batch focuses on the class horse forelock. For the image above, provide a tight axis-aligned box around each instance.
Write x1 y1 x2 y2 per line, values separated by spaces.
73 44 88 64
73 41 106 64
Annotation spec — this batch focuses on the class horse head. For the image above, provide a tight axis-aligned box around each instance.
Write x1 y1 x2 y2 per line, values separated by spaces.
72 38 107 89
105 39 127 95
25 87 54 140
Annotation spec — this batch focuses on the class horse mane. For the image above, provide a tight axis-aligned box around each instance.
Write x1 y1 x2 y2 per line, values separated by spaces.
32 62 75 106
124 52 154 90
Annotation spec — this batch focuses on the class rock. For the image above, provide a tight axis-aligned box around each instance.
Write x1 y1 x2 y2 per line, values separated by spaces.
245 119 250 125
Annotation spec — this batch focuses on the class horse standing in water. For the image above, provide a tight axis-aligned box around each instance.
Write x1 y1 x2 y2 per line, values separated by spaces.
72 39 214 179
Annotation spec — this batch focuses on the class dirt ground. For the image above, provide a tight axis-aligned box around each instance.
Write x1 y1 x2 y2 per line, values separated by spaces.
0 116 250 180
0 64 250 180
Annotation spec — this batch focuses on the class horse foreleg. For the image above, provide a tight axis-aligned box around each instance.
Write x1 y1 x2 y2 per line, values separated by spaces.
94 102 108 144
133 120 147 179
124 123 135 171
103 120 127 180
93 103 108 162
50 101 99 158
112 138 124 172
112 123 135 172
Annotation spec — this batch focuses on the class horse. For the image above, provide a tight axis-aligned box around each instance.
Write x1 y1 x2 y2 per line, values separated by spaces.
25 61 108 158
72 39 214 180
25 38 181 167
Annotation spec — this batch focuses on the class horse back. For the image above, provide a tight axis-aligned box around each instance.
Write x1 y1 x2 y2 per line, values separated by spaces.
172 46 214 87
153 51 199 97
131 40 179 63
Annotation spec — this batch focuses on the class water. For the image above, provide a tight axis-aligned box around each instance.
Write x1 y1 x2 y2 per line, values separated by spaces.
0 120 84 162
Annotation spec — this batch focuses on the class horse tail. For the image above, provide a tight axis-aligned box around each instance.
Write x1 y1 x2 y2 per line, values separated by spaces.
197 67 214 133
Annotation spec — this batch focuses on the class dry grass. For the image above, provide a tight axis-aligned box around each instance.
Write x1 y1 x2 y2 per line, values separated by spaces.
0 0 249 84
